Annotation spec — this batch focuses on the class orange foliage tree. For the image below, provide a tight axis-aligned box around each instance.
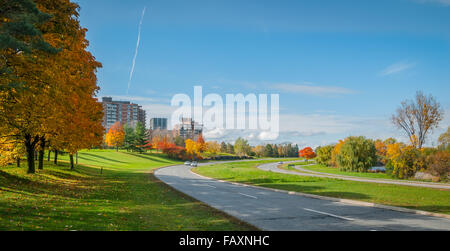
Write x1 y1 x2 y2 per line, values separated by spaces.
105 122 125 151
0 0 103 173
196 135 207 153
299 147 317 159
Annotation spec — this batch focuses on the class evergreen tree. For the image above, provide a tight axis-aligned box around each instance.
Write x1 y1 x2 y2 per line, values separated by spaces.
133 122 147 153
264 144 274 157
1 0 59 90
123 123 135 151
226 143 234 154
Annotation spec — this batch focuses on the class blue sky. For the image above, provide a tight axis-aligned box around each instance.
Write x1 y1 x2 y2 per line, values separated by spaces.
75 0 450 147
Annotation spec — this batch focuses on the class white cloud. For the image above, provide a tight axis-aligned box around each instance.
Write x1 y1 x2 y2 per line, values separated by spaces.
380 61 416 76
272 83 355 95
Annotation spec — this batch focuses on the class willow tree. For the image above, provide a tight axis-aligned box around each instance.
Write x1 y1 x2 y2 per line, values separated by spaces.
392 91 443 149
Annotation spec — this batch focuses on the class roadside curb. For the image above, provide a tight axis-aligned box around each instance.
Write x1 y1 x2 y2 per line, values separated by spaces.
190 164 450 221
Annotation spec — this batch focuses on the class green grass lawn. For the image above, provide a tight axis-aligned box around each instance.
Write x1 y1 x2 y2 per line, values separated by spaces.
0 150 254 231
193 160 450 215
288 164 391 179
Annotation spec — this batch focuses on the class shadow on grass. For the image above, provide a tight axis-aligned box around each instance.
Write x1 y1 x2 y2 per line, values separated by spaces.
80 153 128 164
121 152 176 163
0 163 254 231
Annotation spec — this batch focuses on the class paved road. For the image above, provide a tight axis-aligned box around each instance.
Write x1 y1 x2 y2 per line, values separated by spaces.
259 162 450 190
154 161 450 231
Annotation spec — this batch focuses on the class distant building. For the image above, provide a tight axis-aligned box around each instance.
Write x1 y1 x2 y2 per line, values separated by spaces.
173 118 203 140
150 118 168 130
101 97 146 131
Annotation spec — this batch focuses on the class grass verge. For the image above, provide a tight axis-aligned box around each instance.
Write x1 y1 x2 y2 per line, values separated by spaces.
193 160 450 215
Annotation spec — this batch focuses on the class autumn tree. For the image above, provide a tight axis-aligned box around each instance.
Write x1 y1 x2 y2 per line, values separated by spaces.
253 145 265 157
105 122 125 151
426 151 450 181
0 0 102 173
316 145 334 166
206 141 220 154
185 139 199 159
196 134 206 153
386 143 422 179
299 147 317 160
392 91 443 149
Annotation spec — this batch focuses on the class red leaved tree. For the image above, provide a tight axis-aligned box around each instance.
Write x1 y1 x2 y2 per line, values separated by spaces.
299 147 317 160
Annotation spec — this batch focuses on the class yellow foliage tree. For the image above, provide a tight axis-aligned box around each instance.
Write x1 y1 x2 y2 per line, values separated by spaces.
331 140 345 167
206 141 220 154
185 139 196 156
105 122 125 151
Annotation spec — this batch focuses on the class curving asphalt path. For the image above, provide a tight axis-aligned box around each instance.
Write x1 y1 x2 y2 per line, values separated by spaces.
259 162 450 190
154 161 450 231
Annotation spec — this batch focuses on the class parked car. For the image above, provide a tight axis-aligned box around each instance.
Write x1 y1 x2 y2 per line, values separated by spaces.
278 161 284 164
191 161 198 167
184 161 192 166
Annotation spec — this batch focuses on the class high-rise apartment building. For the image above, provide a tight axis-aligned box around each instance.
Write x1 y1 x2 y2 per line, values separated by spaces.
101 97 146 131
150 118 168 130
173 118 203 140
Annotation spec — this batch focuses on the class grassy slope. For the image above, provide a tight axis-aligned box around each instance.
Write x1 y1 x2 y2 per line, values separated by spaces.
193 161 450 215
0 150 253 231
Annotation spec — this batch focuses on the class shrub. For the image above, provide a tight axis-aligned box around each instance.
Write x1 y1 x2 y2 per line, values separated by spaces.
161 143 187 160
336 136 377 172
426 151 450 181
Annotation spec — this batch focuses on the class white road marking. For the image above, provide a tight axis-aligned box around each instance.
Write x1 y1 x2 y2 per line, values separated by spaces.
239 193 258 199
303 208 355 221
192 183 216 189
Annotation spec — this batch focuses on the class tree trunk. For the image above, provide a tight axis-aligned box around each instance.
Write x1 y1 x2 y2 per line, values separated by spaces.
25 134 38 174
54 150 58 165
16 158 20 167
48 150 51 161
38 137 45 170
69 154 74 170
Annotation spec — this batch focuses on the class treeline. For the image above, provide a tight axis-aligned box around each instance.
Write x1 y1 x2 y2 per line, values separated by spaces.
0 0 104 173
219 138 300 158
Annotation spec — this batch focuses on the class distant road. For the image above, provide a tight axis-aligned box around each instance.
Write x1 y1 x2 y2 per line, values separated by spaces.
259 162 450 190
155 161 450 231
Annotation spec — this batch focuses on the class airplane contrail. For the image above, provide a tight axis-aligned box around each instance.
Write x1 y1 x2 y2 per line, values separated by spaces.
127 6 146 95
